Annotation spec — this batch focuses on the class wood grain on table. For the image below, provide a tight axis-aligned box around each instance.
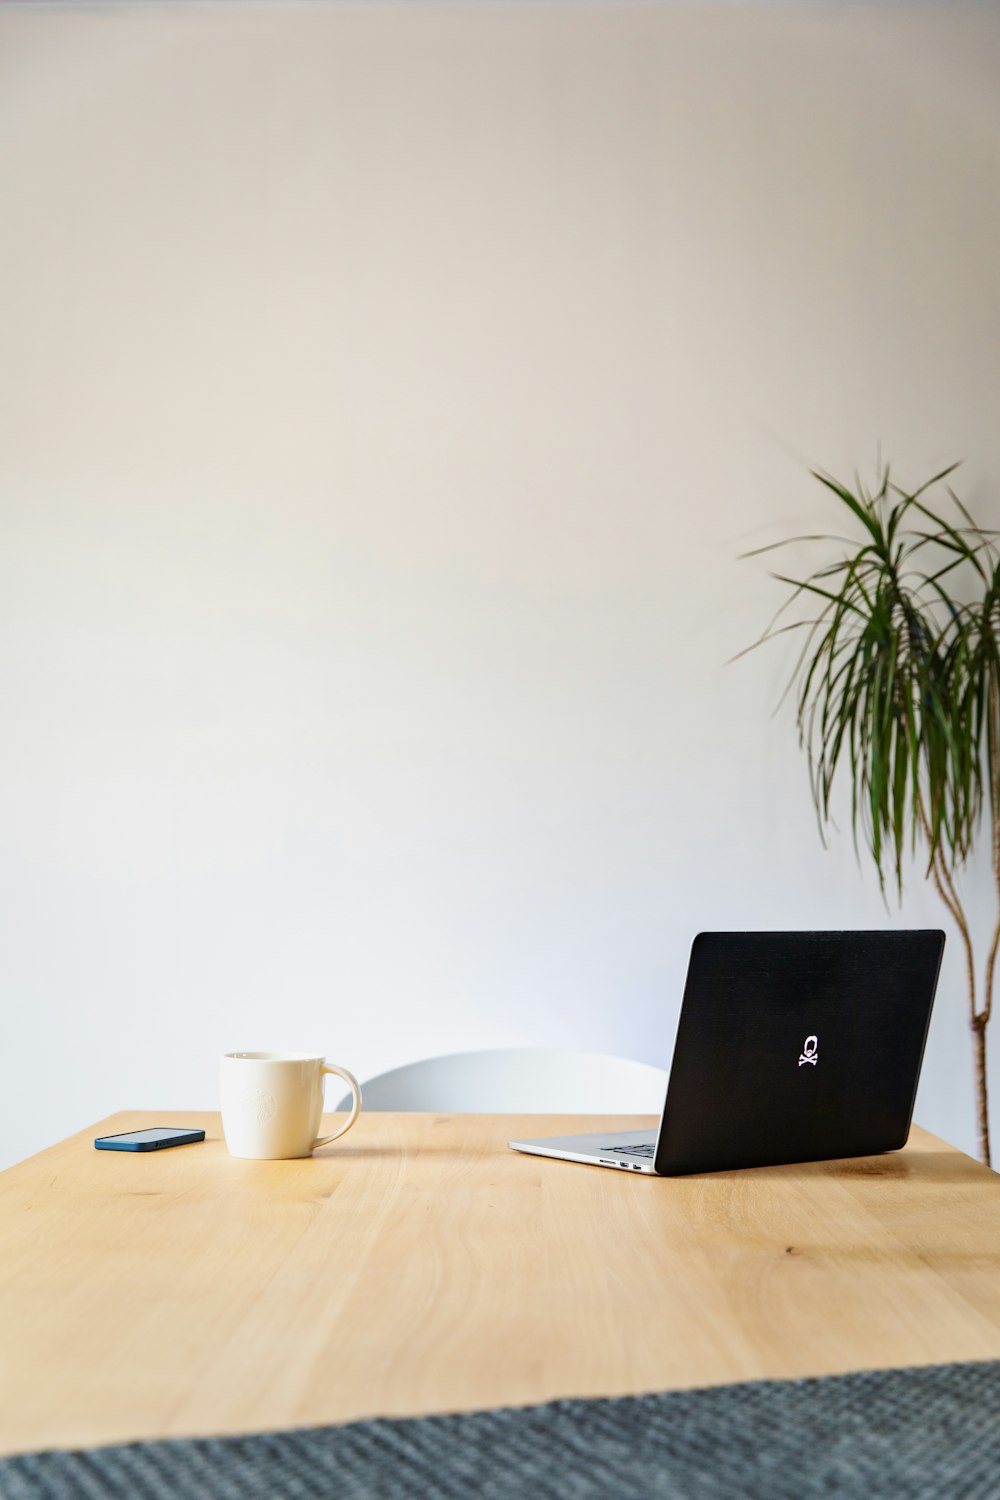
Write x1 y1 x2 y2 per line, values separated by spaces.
1 1111 999 1457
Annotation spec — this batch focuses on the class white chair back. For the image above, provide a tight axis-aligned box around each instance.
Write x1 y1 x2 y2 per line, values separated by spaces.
333 1047 667 1113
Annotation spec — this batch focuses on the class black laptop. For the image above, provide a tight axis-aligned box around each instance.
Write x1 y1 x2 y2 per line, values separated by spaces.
508 930 945 1176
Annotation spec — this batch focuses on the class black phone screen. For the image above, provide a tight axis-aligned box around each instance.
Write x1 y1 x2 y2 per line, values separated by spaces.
107 1128 194 1145
95 1127 205 1149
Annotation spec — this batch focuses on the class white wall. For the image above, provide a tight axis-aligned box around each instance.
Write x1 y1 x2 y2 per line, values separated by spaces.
2 2 999 1169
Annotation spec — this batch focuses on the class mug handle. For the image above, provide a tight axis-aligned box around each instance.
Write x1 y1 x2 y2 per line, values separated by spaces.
312 1064 362 1149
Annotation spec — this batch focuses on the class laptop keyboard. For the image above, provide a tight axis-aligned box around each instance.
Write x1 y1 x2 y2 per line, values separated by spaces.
602 1143 656 1158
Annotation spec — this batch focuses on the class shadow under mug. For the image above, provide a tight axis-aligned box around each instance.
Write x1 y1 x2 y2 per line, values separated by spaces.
221 1052 362 1160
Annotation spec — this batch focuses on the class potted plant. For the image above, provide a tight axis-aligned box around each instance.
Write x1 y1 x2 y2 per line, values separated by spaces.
743 466 998 1165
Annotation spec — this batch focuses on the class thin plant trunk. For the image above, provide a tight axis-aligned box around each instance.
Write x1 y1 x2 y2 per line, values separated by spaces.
973 1020 991 1166
924 819 994 1168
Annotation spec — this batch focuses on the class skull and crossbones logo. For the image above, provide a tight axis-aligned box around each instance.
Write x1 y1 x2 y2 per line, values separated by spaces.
798 1035 819 1067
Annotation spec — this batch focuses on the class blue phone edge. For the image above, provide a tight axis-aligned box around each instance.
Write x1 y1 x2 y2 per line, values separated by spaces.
94 1128 206 1152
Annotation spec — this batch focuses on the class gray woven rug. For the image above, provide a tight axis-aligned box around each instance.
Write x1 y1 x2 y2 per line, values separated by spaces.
3 1359 999 1500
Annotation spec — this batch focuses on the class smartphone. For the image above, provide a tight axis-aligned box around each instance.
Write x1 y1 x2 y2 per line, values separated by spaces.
94 1127 206 1152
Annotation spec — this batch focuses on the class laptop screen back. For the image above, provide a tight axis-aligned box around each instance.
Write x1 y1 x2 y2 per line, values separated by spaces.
654 930 944 1176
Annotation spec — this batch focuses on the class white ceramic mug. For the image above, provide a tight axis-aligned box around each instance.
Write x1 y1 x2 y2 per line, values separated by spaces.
220 1052 362 1160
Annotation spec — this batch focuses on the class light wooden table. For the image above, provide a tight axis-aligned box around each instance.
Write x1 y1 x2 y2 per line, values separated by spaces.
2 1111 1000 1458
